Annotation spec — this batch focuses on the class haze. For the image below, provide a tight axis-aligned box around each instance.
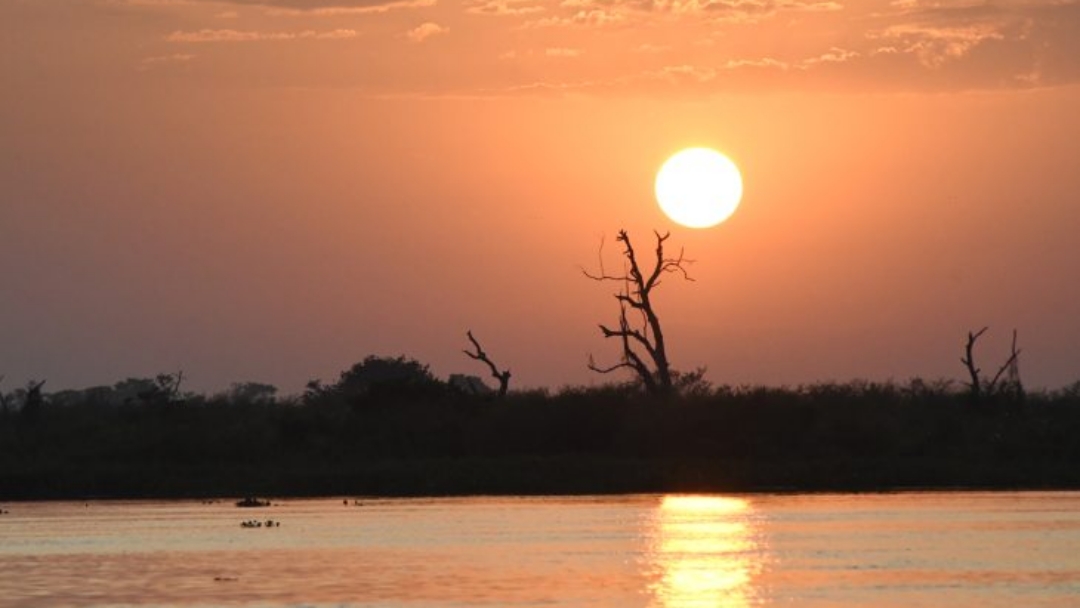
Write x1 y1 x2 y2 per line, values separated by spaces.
2 0 1078 394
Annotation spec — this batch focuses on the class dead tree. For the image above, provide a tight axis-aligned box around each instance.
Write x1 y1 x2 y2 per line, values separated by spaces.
961 327 1022 404
21 379 46 423
140 371 185 405
1003 329 1025 401
163 370 184 400
584 229 691 397
961 327 988 402
463 330 511 397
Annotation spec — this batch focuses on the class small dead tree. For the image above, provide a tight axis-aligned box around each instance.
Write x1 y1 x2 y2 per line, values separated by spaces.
0 375 9 415
961 327 1022 404
584 229 691 397
463 330 511 397
140 371 185 405
21 379 46 423
157 370 185 401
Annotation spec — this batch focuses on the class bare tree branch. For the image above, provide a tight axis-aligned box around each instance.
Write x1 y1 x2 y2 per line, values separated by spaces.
960 326 988 399
587 355 633 375
960 327 1023 405
987 329 1021 394
584 229 693 397
463 330 511 397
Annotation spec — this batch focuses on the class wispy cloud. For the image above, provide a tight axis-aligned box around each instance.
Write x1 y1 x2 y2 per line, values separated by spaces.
407 22 448 42
636 43 671 53
166 28 358 42
873 22 1005 67
160 0 427 6
138 53 196 70
523 8 626 27
665 0 843 18
545 46 582 57
107 0 1080 94
521 0 840 29
262 0 436 15
466 0 545 15
107 0 194 6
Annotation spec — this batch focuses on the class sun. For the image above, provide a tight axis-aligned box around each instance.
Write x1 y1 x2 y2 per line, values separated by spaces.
655 148 743 229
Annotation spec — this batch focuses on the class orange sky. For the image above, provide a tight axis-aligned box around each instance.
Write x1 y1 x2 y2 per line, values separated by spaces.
1 0 1078 393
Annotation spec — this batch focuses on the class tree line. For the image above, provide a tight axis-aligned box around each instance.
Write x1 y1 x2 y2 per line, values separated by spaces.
1 230 1076 499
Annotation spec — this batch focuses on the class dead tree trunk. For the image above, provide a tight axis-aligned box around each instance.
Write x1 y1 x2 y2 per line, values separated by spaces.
0 375 8 415
20 379 45 423
584 230 691 397
961 327 988 403
960 327 1022 405
986 329 1022 398
463 330 511 397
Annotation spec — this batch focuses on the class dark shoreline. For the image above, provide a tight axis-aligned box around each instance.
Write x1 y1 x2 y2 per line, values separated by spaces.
4 455 1079 502
4 379 1079 502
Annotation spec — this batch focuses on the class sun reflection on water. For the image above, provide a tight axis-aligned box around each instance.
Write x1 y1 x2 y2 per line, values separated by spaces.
648 496 762 608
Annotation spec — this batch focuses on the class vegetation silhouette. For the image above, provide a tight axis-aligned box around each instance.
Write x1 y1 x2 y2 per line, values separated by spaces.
961 327 1024 406
1 359 1078 500
463 331 511 398
1 232 1074 500
584 230 691 397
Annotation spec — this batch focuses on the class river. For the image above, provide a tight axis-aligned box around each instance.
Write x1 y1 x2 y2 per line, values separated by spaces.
1 492 1078 607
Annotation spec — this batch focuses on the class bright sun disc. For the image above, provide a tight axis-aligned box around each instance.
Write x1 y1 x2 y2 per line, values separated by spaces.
655 148 743 228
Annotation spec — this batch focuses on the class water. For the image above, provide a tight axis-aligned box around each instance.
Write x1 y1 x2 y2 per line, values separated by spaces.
1 492 1078 607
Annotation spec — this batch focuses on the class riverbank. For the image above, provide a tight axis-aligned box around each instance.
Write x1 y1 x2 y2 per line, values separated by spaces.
4 454 1080 501
3 380 1078 500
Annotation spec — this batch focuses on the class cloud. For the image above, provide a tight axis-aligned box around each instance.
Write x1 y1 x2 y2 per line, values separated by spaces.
166 28 358 42
185 0 427 7
264 0 436 15
520 0 841 29
108 0 193 6
873 22 1005 67
138 53 196 70
115 0 437 12
802 46 860 65
108 0 436 10
552 0 842 19
720 57 791 70
407 22 448 42
545 47 582 57
466 0 545 15
523 8 626 27
859 1 1080 85
691 0 842 19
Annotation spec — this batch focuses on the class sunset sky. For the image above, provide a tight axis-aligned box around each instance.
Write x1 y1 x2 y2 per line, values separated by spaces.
2 0 1078 394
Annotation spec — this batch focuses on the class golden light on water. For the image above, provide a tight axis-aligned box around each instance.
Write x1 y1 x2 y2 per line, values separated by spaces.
649 496 761 608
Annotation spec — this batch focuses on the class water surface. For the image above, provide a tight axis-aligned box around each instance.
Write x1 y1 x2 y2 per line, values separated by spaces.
1 492 1078 607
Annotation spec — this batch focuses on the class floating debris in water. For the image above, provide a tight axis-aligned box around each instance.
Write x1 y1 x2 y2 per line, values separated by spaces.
240 519 280 528
236 497 271 508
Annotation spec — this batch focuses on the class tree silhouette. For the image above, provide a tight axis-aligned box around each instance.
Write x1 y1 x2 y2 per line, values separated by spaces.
0 375 8 415
961 327 1022 404
225 382 278 404
329 355 443 402
584 229 691 397
20 379 45 423
463 330 511 397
